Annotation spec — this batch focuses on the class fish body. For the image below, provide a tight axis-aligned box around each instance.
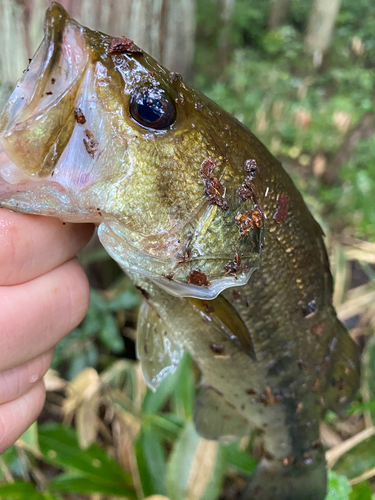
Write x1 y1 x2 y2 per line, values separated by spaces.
0 4 360 499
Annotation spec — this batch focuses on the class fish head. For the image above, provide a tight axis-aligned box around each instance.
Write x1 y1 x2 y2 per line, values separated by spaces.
0 2 265 299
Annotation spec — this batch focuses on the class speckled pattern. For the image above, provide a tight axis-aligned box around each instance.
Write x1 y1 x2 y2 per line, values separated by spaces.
0 4 360 500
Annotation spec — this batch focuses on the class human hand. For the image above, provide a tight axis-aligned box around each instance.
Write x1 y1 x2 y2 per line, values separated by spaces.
0 209 94 453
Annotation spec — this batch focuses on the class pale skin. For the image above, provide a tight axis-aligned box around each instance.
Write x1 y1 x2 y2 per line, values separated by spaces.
0 209 94 453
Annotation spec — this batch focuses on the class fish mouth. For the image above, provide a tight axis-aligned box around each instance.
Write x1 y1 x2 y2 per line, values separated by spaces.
0 3 88 178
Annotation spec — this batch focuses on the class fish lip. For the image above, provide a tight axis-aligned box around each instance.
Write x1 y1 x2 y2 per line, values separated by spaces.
26 3 71 110
44 3 71 42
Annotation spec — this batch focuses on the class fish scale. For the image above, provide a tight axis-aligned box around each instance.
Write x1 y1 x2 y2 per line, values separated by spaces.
0 3 360 499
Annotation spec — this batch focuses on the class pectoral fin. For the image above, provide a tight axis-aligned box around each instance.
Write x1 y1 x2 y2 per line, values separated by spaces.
136 300 183 391
194 385 250 442
188 295 256 360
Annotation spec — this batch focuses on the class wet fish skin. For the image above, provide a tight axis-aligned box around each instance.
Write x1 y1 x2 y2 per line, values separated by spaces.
0 4 360 499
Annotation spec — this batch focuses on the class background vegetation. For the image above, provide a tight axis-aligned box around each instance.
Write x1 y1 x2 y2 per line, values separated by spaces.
1 0 375 499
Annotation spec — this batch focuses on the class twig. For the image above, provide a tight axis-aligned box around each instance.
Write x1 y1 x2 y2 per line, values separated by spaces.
326 426 375 469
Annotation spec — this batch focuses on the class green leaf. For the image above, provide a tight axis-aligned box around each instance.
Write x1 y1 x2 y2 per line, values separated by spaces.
166 422 225 500
171 353 195 420
0 482 45 500
349 482 373 500
107 290 141 311
0 445 21 478
135 425 167 496
326 471 352 500
142 367 179 415
146 413 184 442
18 421 39 454
38 424 134 496
48 473 136 498
361 335 375 425
99 314 125 353
333 434 375 480
221 441 258 475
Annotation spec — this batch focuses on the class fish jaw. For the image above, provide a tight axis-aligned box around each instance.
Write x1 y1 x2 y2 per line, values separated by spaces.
0 3 89 177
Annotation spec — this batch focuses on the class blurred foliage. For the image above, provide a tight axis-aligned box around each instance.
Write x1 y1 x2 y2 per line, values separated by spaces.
2 1 375 499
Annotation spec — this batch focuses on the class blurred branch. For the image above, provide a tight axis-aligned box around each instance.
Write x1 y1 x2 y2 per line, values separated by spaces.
268 0 290 31
323 112 375 185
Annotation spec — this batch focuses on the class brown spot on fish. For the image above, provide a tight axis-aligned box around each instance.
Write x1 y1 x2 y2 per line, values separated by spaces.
335 377 344 390
46 91 53 95
237 181 267 218
312 439 322 449
224 249 241 276
163 272 174 281
149 71 156 77
200 158 229 211
282 455 295 466
235 209 262 237
170 72 182 83
136 286 150 300
252 210 262 228
210 343 225 355
311 379 320 391
302 299 316 317
273 192 290 223
237 164 266 217
235 210 254 237
201 157 215 178
244 158 257 179
232 289 241 299
177 247 192 266
261 386 277 406
311 322 325 337
83 129 99 158
107 37 143 55
51 78 55 84
224 261 238 275
203 300 215 313
188 270 210 287
74 108 86 124
238 177 258 202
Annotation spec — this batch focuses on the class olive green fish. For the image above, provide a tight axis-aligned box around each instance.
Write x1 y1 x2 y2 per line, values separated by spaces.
0 4 360 499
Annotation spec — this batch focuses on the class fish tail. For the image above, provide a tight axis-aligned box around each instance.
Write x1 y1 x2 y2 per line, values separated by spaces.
241 455 326 500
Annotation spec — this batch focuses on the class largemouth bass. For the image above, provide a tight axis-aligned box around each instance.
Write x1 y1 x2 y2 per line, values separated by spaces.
0 4 360 499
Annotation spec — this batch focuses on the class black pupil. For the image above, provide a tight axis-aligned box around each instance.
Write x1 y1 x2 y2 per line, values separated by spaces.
130 88 176 130
137 97 163 123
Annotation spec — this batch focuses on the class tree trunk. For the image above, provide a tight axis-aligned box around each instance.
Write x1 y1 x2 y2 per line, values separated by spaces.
217 0 235 71
305 0 341 67
268 0 290 31
0 0 196 98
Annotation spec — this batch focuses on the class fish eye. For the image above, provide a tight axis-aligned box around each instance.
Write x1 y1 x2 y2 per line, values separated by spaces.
129 88 176 130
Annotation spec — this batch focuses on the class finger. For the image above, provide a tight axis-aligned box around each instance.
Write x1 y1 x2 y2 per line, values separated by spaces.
0 258 90 372
0 210 94 286
0 349 54 404
0 381 46 454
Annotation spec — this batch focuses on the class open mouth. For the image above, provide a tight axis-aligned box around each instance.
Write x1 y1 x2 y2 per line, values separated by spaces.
0 3 88 178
